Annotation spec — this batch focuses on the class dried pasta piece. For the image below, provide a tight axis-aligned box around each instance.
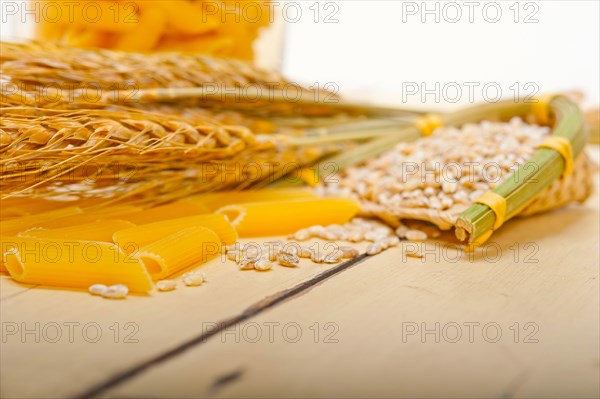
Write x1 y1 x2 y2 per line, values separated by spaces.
0 207 29 219
137 227 221 280
63 27 115 48
18 220 135 243
186 188 316 211
0 198 80 216
113 5 166 51
31 0 130 39
36 19 67 41
0 206 83 236
113 214 237 253
81 205 143 219
40 206 142 229
149 1 220 35
126 201 210 225
69 0 138 33
1 236 152 292
157 32 232 54
215 198 360 237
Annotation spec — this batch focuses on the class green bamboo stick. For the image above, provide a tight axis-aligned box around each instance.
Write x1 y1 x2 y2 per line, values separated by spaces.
268 122 421 188
455 96 586 243
311 129 421 179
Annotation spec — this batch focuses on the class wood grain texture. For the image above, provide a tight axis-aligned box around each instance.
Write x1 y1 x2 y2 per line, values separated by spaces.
100 197 600 398
1 148 598 399
99 148 600 399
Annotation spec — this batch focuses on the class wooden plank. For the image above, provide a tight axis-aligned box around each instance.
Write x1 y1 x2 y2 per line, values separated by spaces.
0 275 36 300
0 238 371 399
98 187 600 397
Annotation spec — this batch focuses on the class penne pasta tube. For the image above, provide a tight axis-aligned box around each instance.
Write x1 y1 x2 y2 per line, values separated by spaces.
137 227 221 280
162 34 235 55
63 27 114 48
18 220 135 243
0 206 83 236
1 236 153 292
113 5 165 51
68 1 138 33
36 18 67 41
113 214 237 254
0 197 56 217
40 206 142 229
0 237 11 273
186 188 317 211
125 201 210 225
215 198 360 237
0 207 29 219
0 198 74 216
147 1 219 35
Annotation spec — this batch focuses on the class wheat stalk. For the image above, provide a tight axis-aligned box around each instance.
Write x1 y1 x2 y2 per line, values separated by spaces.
0 103 405 205
1 41 427 120
0 40 429 206
0 40 329 119
0 41 286 91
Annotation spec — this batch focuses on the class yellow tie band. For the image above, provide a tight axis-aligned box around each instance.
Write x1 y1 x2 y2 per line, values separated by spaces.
531 94 556 125
538 136 574 177
465 191 507 251
299 167 319 187
474 191 507 231
414 114 443 136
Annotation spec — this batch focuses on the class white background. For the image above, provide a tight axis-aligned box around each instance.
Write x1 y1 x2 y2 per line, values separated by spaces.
282 0 600 110
2 0 599 110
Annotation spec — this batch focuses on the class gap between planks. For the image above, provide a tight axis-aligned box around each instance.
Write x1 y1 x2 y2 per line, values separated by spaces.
72 254 369 399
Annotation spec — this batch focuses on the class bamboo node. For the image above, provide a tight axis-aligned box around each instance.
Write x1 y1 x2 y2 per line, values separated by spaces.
531 94 557 125
537 136 574 177
474 192 507 231
298 167 319 187
414 114 443 136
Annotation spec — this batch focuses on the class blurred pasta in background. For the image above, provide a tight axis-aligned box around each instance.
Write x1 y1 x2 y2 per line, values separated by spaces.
33 0 273 61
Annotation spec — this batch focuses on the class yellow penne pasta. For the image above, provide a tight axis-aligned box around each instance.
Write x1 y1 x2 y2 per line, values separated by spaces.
113 5 165 51
0 236 13 273
186 188 317 211
148 1 219 35
0 198 77 215
215 198 360 237
113 214 237 254
17 205 141 230
36 19 67 41
137 227 221 280
1 236 153 292
63 27 116 49
19 220 135 243
0 207 29 219
156 33 235 54
0 244 7 273
126 201 210 225
70 0 138 33
0 206 83 236
83 205 143 219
